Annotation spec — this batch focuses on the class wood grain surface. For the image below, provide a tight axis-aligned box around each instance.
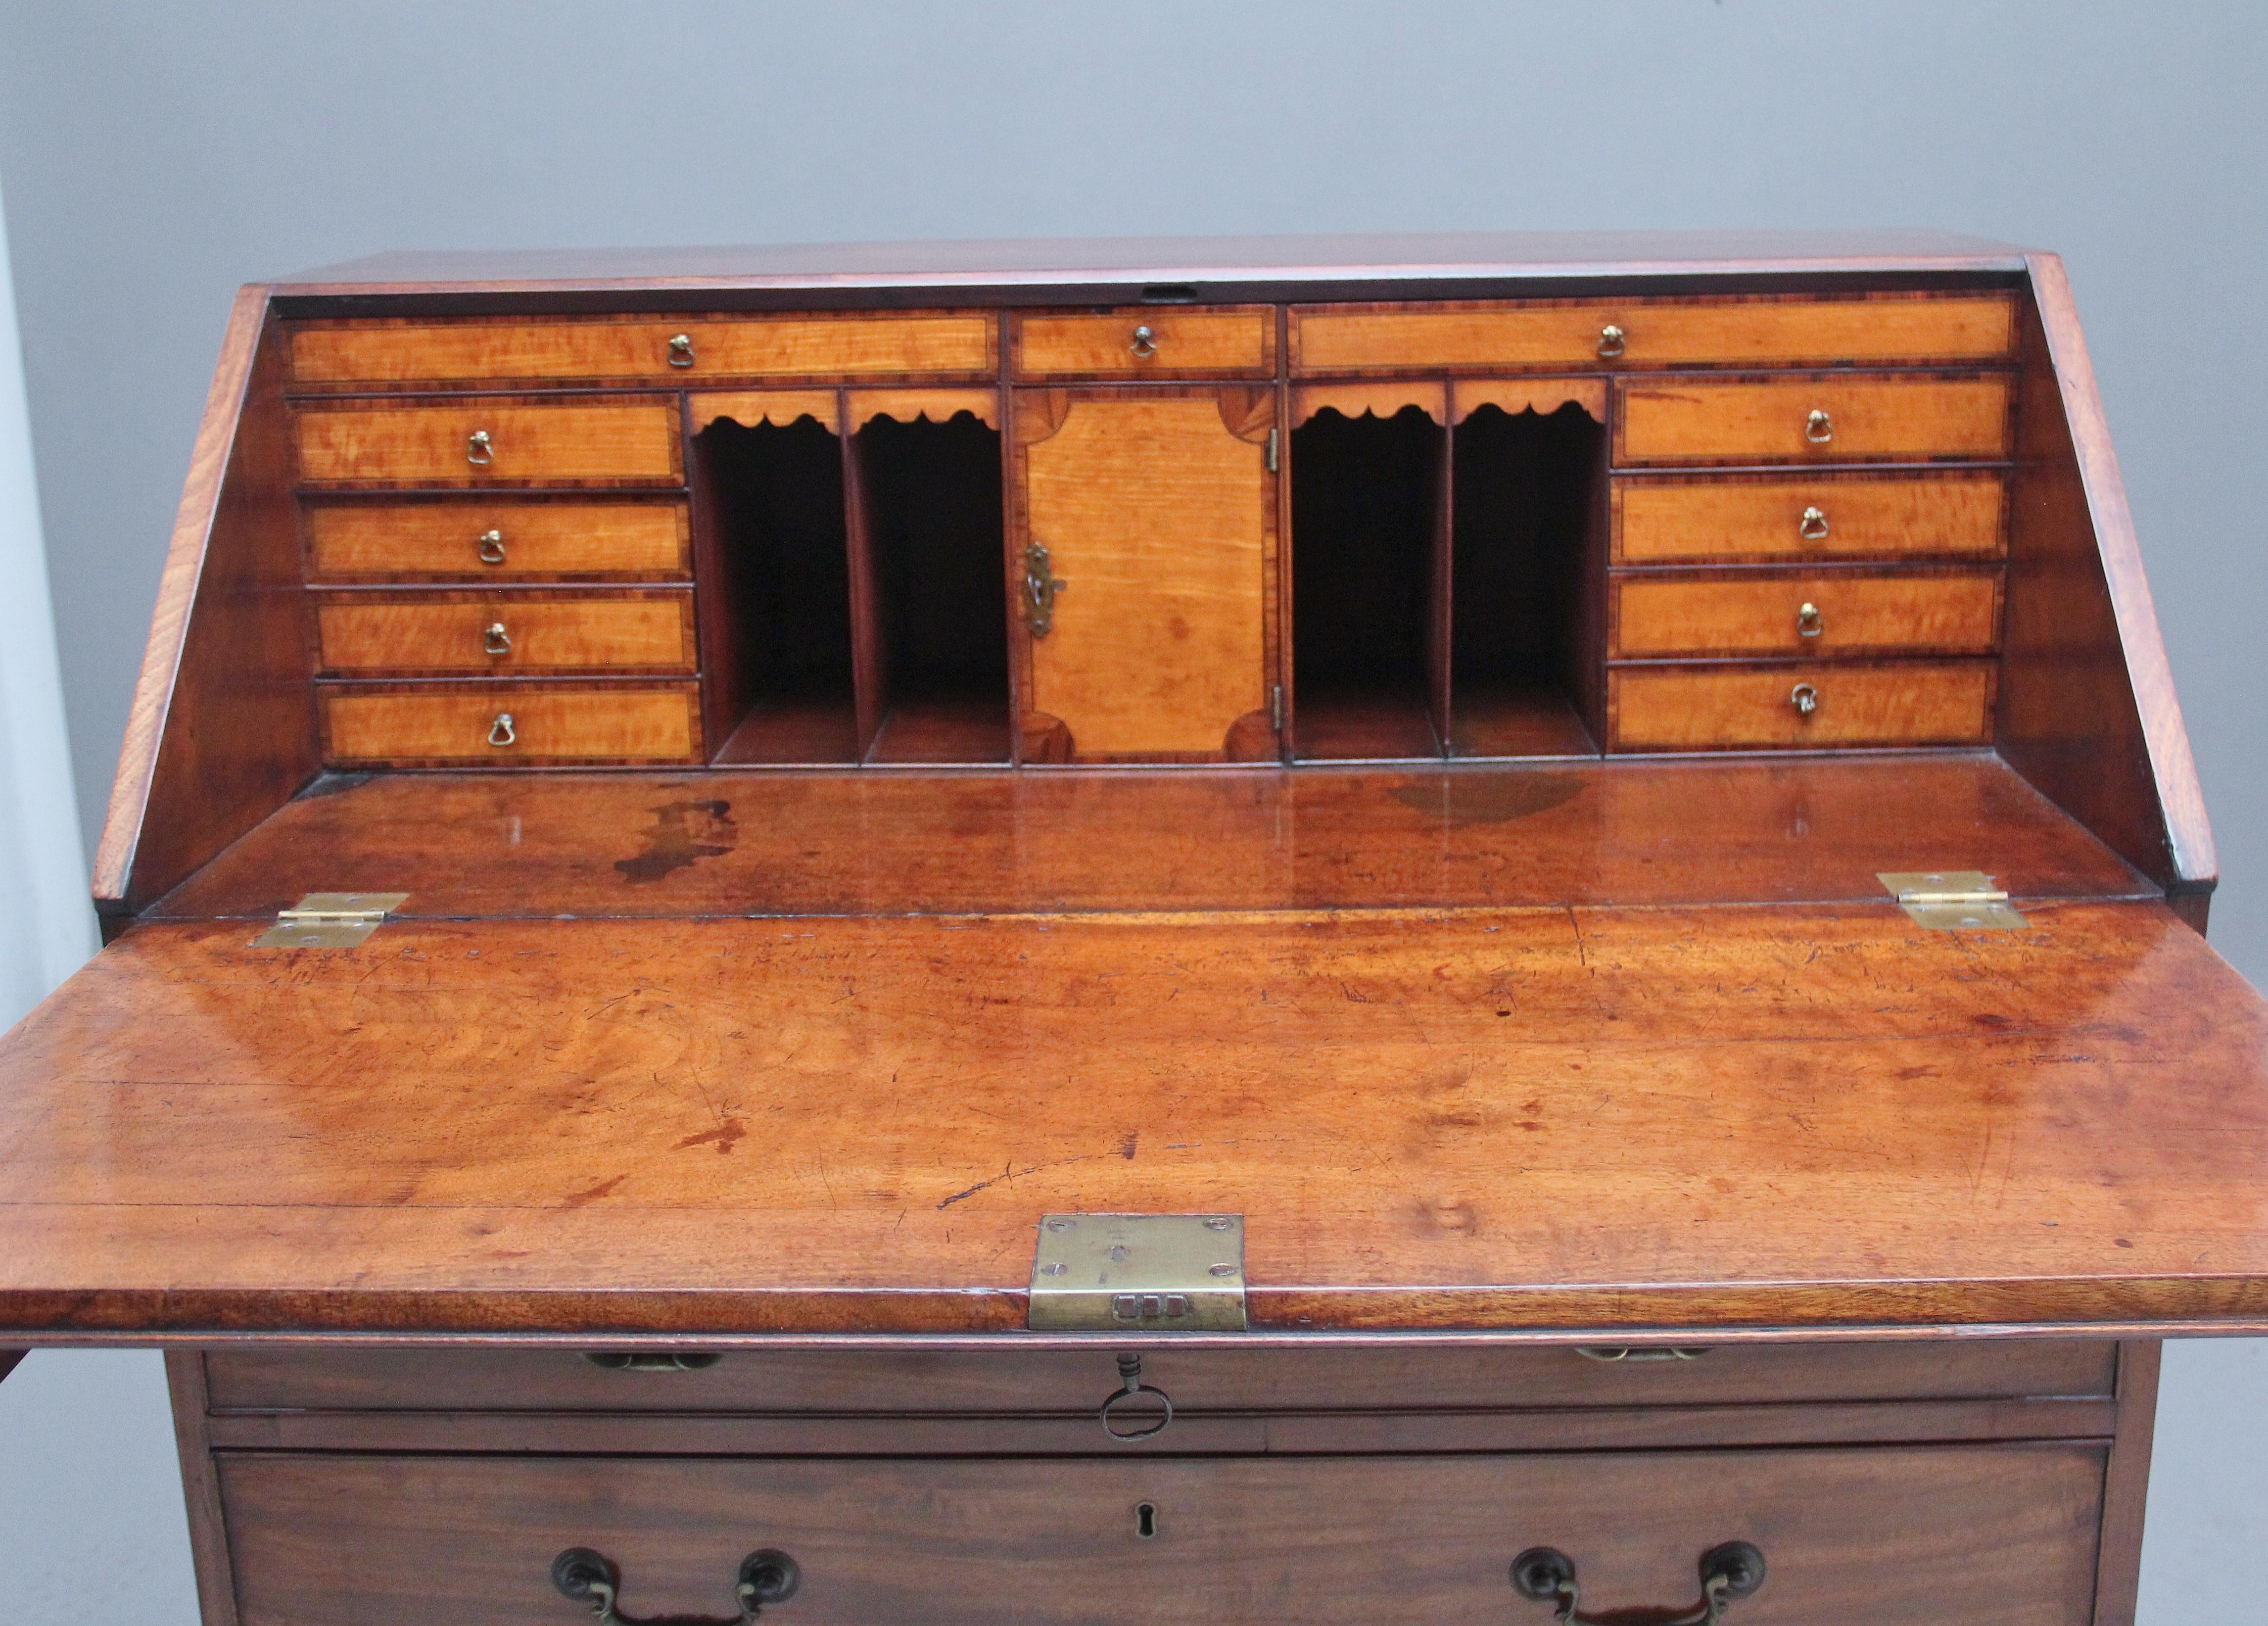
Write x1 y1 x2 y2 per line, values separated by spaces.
1613 471 2006 563
1611 571 2001 658
1012 308 1274 380
1610 661 1995 749
90 290 320 920
4 899 2266 1335
216 1446 2100 1625
319 683 701 765
147 757 2149 922
295 402 682 486
1018 390 1272 759
1292 294 2016 374
305 498 690 581
314 592 696 675
1615 376 2012 465
289 314 995 385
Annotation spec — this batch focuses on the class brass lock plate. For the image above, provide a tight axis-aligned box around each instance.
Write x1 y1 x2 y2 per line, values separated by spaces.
1878 871 2026 931
1028 1213 1247 1331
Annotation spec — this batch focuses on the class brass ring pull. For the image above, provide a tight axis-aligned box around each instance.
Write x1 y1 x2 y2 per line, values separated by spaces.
488 712 516 747
1789 683 1819 717
1513 1542 1765 1626
478 529 507 564
1804 409 1833 444
582 1352 723 1372
1128 323 1158 358
466 428 494 465
552 1546 800 1625
1796 602 1823 639
1798 505 1829 541
1596 323 1626 359
1100 1353 1174 1442
484 621 512 656
667 333 695 368
1575 1346 1709 1363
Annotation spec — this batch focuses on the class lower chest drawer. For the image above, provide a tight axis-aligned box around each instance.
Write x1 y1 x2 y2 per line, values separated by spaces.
216 1445 2103 1626
1610 661 1996 750
314 593 696 674
319 683 702 764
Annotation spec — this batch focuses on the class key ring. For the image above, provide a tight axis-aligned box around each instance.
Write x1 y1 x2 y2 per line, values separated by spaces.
1099 1353 1173 1441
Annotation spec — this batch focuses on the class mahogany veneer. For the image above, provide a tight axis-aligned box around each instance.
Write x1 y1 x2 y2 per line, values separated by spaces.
3 234 2247 1626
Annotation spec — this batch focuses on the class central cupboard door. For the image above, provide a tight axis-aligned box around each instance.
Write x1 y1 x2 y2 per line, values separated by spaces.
1014 386 1277 761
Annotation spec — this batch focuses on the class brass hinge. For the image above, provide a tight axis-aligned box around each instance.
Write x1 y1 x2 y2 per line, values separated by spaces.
1878 872 2026 931
1029 1213 1247 1331
1271 684 1285 733
1265 426 1279 473
254 891 410 948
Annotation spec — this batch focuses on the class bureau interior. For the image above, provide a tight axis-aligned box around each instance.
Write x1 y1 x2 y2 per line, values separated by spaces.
282 287 2028 774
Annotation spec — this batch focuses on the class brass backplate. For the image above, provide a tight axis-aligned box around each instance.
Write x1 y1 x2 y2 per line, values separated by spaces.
1028 1213 1247 1331
1878 872 2026 931
253 892 410 949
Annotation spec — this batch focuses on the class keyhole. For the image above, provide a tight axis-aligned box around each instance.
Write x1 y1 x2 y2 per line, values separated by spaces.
1135 1502 1158 1540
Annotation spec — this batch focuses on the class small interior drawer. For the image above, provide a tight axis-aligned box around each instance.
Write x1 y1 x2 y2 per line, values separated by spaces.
1012 307 1275 380
1614 376 2013 466
289 314 996 385
218 1444 2103 1626
1291 294 2016 373
319 682 701 764
305 499 689 581
314 592 696 676
201 1338 2113 1415
1609 660 1997 750
1611 571 2002 659
1613 472 2005 563
294 402 683 487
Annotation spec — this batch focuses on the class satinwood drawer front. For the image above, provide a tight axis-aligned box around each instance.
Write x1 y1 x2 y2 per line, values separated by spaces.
314 593 696 676
1614 472 2006 563
320 683 701 764
1612 573 2001 659
202 1340 2114 1414
305 500 690 581
1013 308 1275 380
289 315 996 385
295 403 682 487
1615 376 2012 466
1291 295 2016 374
1611 661 1996 750
218 1446 2102 1626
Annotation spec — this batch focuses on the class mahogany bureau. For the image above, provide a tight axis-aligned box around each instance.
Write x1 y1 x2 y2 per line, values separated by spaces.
1 232 2260 1626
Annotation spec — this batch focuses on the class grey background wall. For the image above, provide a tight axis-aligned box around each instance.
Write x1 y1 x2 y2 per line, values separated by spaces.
0 2 2262 1618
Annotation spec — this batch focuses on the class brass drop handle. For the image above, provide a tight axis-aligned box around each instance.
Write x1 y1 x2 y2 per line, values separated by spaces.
1024 541 1067 637
1789 683 1819 717
583 1352 723 1372
478 529 507 564
466 428 494 465
1129 323 1158 359
552 1547 800 1625
1513 1542 1765 1626
1596 323 1626 359
1798 505 1829 541
488 712 516 747
668 332 695 368
1796 602 1823 639
484 621 512 656
1804 409 1833 444
1100 1352 1174 1442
